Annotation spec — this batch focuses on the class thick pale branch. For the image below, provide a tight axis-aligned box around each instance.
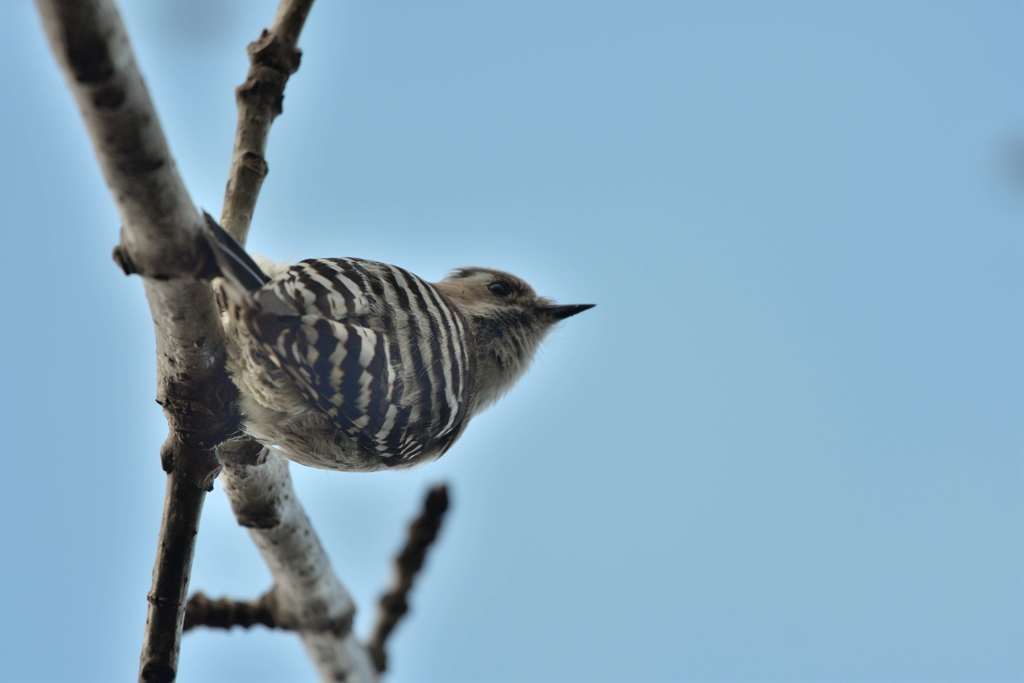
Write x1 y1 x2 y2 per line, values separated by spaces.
367 485 451 673
217 443 375 682
35 2 236 682
186 485 452 676
218 444 356 635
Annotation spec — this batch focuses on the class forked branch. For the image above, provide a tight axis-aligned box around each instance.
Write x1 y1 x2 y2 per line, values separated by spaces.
182 485 452 676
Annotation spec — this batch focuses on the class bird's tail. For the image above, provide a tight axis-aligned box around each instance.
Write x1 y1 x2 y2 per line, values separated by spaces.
200 212 270 293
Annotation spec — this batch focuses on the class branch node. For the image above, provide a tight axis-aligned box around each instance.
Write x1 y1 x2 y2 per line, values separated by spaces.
248 29 302 75
139 662 176 683
112 243 137 276
159 436 177 474
61 25 113 84
147 591 176 607
160 435 222 490
92 83 126 109
112 236 213 281
237 508 283 530
242 151 269 178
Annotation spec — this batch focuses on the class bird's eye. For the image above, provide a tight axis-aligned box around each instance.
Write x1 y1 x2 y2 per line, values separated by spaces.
488 281 513 297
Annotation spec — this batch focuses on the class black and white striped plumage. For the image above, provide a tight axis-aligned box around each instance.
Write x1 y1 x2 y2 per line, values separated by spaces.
204 215 593 471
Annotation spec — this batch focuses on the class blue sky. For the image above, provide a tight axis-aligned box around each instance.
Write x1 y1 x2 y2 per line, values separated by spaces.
3 1 1022 681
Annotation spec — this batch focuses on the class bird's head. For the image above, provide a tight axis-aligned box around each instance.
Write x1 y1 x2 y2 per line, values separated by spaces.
435 267 593 412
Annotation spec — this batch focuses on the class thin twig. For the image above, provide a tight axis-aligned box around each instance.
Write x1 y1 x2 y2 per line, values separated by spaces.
367 485 451 673
221 0 313 243
184 591 279 631
183 586 352 635
34 2 235 681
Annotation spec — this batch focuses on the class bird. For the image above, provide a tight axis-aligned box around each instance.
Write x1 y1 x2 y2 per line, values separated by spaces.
201 214 594 471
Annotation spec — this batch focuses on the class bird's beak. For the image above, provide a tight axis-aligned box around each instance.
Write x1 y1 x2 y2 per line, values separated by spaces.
539 303 595 321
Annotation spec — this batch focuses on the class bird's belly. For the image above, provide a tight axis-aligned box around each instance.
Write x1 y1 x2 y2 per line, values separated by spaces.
239 394 433 472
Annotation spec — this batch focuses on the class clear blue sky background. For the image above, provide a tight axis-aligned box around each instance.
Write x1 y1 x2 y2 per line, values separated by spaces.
3 1 1022 681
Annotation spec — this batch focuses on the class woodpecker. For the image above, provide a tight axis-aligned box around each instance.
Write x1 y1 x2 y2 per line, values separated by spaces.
202 214 593 471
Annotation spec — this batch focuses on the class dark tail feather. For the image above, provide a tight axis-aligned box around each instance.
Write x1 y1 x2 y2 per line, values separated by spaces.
201 211 270 292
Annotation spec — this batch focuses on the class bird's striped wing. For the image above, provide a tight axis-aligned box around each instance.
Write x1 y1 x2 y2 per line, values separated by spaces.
253 313 422 459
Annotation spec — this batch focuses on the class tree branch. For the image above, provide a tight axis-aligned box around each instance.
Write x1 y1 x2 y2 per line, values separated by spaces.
184 485 450 677
221 0 312 243
367 485 451 673
184 591 279 632
216 442 375 682
35 2 237 682
184 589 278 634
